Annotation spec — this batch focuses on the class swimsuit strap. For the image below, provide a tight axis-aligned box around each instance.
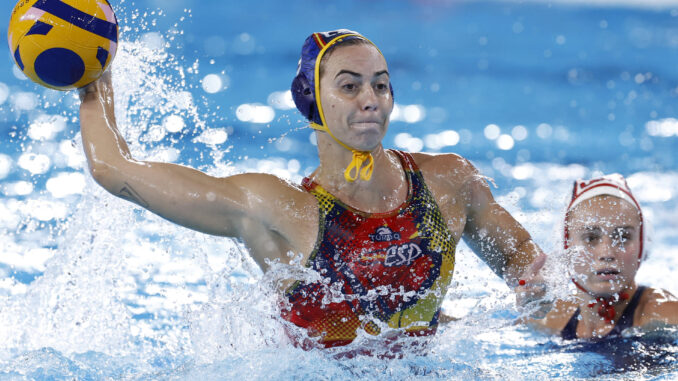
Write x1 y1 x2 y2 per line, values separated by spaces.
560 308 581 340
607 285 646 336
560 286 647 340
390 149 420 173
301 176 315 192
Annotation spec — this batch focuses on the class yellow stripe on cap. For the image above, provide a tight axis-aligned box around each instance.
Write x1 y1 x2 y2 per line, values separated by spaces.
311 32 382 183
313 33 362 130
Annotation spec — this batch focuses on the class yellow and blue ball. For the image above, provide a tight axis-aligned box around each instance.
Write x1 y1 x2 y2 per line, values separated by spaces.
7 0 118 91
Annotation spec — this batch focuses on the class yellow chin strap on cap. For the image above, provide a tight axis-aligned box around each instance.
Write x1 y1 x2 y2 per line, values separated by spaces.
310 122 374 182
311 33 380 183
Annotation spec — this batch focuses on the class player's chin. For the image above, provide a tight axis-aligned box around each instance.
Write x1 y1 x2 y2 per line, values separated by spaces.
587 280 628 298
351 128 387 150
351 126 384 139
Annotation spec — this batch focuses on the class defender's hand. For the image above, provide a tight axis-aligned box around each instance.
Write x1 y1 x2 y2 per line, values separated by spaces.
515 252 551 318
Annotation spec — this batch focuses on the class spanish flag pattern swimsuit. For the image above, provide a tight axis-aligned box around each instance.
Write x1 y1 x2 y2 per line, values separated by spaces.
282 150 457 348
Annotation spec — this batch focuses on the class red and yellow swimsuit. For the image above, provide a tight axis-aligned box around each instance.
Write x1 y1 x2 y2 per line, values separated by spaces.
281 150 456 348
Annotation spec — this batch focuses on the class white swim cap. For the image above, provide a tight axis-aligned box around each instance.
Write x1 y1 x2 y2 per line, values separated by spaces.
564 173 645 262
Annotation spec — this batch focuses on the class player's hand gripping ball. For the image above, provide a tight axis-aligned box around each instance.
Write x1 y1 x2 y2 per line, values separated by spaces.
8 0 118 91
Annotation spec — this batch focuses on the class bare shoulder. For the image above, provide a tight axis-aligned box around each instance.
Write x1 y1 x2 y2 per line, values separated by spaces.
407 152 490 239
637 287 678 326
523 299 578 335
409 152 494 209
410 152 477 176
220 172 315 215
224 172 307 195
217 172 319 261
410 152 479 188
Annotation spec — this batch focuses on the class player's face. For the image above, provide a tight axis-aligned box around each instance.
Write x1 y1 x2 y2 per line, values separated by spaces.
319 44 393 151
566 196 642 297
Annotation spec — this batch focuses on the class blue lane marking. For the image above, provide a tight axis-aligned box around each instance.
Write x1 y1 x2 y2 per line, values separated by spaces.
32 0 117 43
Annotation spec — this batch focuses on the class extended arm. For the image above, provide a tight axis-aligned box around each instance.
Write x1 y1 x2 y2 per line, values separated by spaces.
79 72 285 239
460 172 544 286
456 167 550 316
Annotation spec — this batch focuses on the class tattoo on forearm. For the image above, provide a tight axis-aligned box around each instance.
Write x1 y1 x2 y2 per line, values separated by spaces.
119 182 149 208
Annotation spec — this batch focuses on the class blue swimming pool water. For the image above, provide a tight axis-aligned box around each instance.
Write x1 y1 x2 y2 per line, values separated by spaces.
0 0 677 379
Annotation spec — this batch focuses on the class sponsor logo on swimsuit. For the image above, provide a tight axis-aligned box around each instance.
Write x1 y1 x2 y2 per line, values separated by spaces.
369 226 401 242
384 242 423 267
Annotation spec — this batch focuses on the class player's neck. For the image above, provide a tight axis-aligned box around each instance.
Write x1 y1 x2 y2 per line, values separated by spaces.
575 283 637 334
313 143 407 213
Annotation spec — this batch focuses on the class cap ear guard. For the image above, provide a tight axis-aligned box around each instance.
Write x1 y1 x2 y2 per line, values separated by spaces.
291 72 320 125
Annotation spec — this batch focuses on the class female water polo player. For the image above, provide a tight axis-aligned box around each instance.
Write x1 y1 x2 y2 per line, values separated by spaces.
526 174 678 339
80 29 548 349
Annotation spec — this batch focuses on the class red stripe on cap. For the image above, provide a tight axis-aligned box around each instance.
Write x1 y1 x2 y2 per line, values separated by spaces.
567 182 641 213
312 33 326 48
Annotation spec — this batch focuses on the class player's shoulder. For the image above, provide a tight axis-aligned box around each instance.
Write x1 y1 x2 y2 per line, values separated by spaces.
409 151 478 179
222 172 311 201
640 287 678 315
